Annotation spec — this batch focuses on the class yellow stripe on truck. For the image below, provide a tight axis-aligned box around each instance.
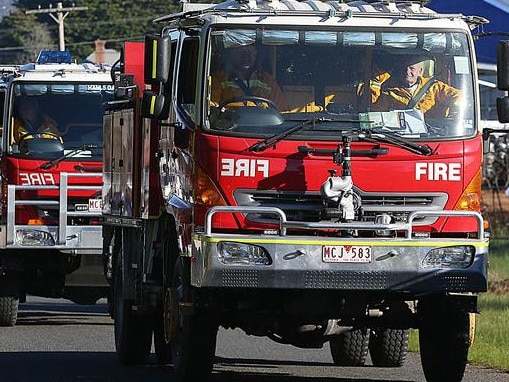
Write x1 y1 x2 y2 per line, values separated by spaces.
151 40 158 80
149 95 156 115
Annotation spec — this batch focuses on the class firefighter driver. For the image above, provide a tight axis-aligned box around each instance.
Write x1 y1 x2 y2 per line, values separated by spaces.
210 44 289 111
12 97 60 143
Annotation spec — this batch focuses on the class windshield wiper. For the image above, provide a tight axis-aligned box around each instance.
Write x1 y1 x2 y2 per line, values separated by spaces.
358 130 432 156
40 144 99 169
248 117 357 152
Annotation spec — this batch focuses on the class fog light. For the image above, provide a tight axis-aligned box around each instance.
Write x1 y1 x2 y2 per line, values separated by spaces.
217 241 272 265
16 229 55 246
423 246 475 268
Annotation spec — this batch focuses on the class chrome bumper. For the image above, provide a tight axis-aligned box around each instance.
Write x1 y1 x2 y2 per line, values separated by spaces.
190 207 488 293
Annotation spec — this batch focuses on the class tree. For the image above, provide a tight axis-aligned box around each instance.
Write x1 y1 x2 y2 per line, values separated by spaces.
0 7 54 63
0 0 182 64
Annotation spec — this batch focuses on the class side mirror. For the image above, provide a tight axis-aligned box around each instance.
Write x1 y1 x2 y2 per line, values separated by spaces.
144 34 171 85
497 41 509 122
498 97 509 123
141 90 169 120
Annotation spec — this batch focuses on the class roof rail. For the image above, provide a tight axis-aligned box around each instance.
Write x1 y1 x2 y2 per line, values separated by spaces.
364 0 431 4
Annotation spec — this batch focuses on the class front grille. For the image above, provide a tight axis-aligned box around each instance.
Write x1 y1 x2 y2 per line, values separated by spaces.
234 188 448 225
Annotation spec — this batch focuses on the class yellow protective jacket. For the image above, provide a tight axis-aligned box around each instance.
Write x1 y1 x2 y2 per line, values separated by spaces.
211 69 289 111
13 115 60 143
372 76 461 118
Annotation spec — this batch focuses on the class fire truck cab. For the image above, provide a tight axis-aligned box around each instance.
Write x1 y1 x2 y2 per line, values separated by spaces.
103 1 491 381
0 51 113 326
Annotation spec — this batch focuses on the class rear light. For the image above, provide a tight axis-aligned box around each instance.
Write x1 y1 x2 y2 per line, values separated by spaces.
454 169 481 211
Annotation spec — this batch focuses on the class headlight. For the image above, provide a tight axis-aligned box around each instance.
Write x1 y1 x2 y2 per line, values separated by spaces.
16 229 55 246
423 245 475 268
217 241 272 265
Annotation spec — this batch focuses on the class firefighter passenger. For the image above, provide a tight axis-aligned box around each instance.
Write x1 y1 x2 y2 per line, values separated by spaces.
371 54 462 118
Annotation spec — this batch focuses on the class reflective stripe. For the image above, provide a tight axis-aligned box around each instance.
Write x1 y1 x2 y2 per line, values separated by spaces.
198 235 489 248
149 95 156 115
151 40 158 80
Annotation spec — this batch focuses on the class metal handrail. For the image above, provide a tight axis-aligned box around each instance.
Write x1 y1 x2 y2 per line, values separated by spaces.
205 205 485 240
6 172 102 246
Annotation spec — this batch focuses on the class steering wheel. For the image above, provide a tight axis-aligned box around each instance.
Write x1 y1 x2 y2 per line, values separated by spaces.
218 96 278 110
18 132 61 144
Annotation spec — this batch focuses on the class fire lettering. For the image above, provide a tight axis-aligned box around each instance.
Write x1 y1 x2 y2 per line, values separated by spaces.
415 163 461 181
19 173 56 185
221 158 269 178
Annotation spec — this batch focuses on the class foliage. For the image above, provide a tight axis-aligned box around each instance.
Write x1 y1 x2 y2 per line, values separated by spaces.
0 7 53 63
0 0 187 63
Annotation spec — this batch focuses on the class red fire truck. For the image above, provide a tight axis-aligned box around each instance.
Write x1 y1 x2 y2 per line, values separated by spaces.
0 51 113 326
103 1 493 381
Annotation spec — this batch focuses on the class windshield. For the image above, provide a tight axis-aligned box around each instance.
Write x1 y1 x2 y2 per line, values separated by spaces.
206 28 475 140
7 82 114 159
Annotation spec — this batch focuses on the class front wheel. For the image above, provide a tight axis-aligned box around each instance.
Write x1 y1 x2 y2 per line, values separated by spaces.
419 302 471 382
0 297 18 327
0 274 20 326
171 257 218 382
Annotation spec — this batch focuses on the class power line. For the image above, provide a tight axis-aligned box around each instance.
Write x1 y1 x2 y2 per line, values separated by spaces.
0 35 145 52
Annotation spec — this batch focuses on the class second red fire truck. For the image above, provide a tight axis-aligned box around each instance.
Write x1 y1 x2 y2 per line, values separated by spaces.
0 51 113 326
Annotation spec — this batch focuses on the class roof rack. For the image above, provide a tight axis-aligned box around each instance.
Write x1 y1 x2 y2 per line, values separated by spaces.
364 0 431 4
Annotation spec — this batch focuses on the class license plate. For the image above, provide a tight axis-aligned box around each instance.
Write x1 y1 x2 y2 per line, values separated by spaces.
88 198 103 213
322 245 372 263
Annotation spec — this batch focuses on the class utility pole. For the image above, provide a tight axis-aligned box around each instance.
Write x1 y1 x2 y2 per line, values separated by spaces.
26 2 88 51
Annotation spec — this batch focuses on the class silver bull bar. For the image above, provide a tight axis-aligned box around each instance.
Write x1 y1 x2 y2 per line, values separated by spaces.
6 172 102 249
205 206 485 238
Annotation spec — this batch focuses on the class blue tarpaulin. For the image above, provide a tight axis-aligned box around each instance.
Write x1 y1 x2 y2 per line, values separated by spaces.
430 0 509 64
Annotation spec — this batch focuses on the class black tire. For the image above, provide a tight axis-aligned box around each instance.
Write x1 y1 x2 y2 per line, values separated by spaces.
0 297 18 327
330 328 369 366
171 258 218 382
113 243 152 365
369 328 409 367
419 310 470 382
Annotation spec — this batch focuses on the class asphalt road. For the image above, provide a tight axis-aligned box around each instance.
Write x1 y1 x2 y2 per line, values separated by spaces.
0 296 507 382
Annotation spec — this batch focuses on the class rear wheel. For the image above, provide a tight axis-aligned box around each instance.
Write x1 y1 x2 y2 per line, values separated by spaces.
369 328 409 367
113 238 152 365
419 301 471 382
171 257 218 382
153 309 172 364
329 328 369 366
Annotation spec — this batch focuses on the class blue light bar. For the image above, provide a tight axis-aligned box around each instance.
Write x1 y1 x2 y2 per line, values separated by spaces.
36 51 72 64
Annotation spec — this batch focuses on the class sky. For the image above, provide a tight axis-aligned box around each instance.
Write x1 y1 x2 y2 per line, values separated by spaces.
484 0 509 13
0 0 13 20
